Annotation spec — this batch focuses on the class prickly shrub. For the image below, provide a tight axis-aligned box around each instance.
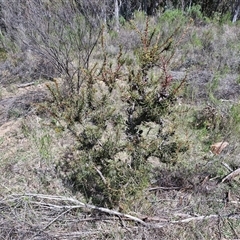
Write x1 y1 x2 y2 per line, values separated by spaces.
47 19 188 208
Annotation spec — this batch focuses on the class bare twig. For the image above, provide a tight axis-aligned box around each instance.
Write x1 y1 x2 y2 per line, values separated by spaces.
13 193 150 227
170 214 218 223
222 168 240 183
149 186 182 191
31 208 73 238
93 166 107 185
51 229 132 238
221 162 233 172
6 193 240 230
17 82 35 88
41 208 72 231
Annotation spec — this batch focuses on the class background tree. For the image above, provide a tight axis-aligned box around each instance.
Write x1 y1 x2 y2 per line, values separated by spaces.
232 0 240 22
0 0 102 88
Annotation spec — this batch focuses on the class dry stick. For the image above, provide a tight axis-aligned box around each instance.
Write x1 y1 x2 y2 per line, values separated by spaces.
11 194 240 229
93 166 107 185
14 193 150 227
31 208 73 238
221 162 233 172
17 82 35 88
222 167 240 183
170 213 240 224
30 200 154 226
149 186 182 191
170 214 218 223
41 208 72 231
52 229 131 238
227 218 240 239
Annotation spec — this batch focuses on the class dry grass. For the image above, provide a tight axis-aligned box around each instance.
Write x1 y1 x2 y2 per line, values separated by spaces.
1 16 240 239
0 81 239 239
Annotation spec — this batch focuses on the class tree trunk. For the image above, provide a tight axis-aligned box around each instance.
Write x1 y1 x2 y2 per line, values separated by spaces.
142 0 147 14
114 0 120 31
232 0 240 23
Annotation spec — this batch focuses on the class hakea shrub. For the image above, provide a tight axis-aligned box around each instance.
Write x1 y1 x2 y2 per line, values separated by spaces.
45 18 189 208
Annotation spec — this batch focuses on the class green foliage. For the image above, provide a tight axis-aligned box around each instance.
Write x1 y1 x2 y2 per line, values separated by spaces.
0 48 7 62
207 74 220 103
21 119 53 162
230 103 240 133
45 18 188 208
187 5 205 22
191 101 240 151
119 16 126 26
237 76 240 84
36 133 52 161
192 31 203 47
133 11 147 23
213 11 232 24
160 9 186 23
157 9 188 36
201 28 214 51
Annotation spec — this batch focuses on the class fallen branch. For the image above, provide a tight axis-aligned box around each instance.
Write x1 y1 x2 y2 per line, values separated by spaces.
222 168 240 183
12 193 151 227
171 214 218 223
17 82 35 88
149 186 182 191
93 166 107 185
41 208 72 231
7 193 240 229
221 162 233 172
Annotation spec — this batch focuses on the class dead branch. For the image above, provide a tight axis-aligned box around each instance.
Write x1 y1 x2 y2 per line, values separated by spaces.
17 82 35 88
221 162 233 172
50 229 132 238
41 208 72 231
12 193 150 227
93 166 107 185
6 193 240 230
149 186 182 191
222 168 240 183
170 214 218 223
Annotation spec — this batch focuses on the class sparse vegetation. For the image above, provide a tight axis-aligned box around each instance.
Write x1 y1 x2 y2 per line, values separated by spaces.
0 1 240 239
